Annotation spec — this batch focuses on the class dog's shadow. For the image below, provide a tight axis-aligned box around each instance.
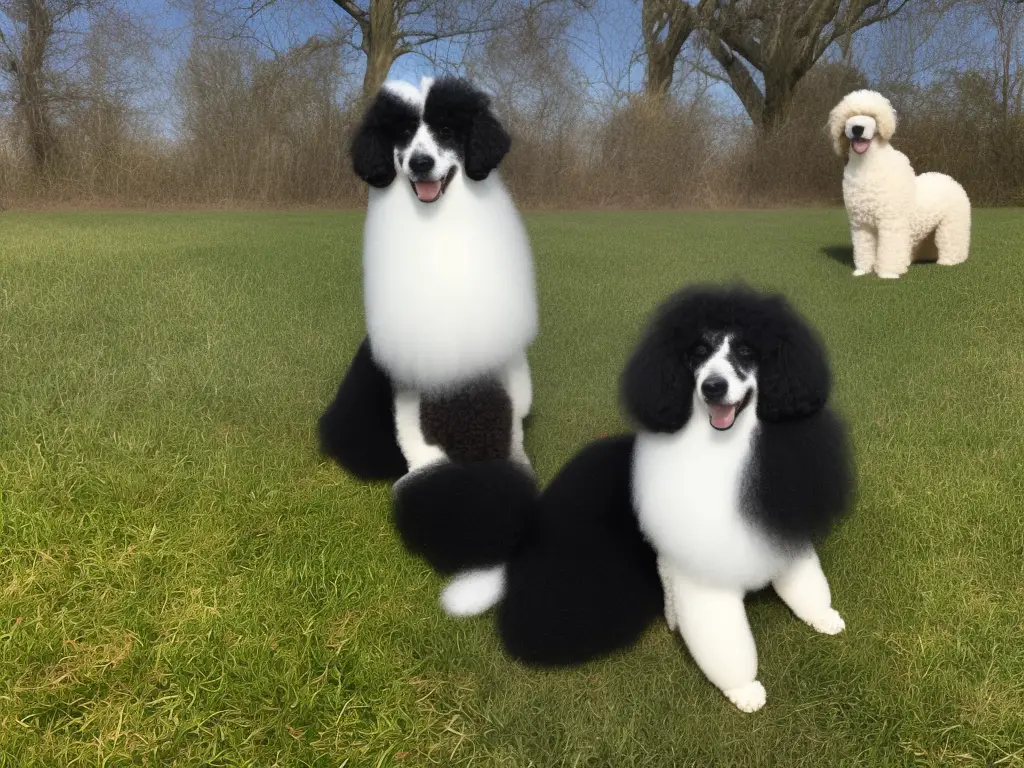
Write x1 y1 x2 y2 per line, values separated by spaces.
821 244 854 268
821 233 940 270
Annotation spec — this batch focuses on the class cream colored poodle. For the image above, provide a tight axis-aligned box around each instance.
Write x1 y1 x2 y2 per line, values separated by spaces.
828 90 971 279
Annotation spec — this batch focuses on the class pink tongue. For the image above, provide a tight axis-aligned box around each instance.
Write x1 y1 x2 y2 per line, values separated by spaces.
851 138 870 154
709 403 737 430
414 180 442 201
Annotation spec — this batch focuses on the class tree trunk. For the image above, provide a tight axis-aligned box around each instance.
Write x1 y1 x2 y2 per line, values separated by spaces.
360 0 399 97
760 75 795 134
704 32 764 129
17 0 59 173
641 0 697 104
644 49 676 101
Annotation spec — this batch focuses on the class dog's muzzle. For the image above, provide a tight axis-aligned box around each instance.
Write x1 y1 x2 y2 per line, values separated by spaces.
700 378 752 431
409 166 457 203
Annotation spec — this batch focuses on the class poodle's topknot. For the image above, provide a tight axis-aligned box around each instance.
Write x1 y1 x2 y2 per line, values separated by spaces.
827 89 897 157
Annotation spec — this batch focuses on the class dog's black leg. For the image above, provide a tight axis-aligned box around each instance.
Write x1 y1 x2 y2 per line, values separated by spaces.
317 338 408 482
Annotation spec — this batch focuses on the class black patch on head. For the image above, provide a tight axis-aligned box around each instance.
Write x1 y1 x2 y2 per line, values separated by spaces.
392 460 537 574
686 331 723 370
420 377 513 463
350 89 419 187
723 336 758 379
317 338 408 481
423 77 510 181
621 286 832 432
498 435 664 666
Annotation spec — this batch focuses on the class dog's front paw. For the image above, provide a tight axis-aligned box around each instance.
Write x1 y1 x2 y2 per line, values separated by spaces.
724 681 766 713
852 268 871 277
808 608 846 635
876 272 901 280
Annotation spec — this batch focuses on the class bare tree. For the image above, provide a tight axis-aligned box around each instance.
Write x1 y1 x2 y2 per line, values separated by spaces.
0 0 91 171
697 0 912 131
0 0 157 178
981 0 1024 116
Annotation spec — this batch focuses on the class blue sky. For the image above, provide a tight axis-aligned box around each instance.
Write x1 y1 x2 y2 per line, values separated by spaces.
95 0 998 135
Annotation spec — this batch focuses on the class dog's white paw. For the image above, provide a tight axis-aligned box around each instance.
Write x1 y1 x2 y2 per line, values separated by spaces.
440 567 506 617
808 608 846 635
876 272 901 279
724 681 766 713
852 268 871 277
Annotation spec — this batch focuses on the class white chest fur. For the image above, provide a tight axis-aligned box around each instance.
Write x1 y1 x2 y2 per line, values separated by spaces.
633 404 790 591
842 143 915 227
363 172 538 391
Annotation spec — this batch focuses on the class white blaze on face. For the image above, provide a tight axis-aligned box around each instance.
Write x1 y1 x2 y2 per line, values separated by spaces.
844 115 877 155
398 124 460 202
694 336 756 431
384 78 462 203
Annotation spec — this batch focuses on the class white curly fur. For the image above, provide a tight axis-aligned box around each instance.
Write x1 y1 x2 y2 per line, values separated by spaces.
828 89 971 279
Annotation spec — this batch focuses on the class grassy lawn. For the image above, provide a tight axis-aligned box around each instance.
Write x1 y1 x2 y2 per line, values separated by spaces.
1 209 1022 766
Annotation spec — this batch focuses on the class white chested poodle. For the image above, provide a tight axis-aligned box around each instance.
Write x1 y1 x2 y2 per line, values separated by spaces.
828 90 971 279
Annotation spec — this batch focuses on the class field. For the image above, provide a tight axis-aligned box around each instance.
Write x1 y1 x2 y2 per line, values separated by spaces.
1 209 1022 766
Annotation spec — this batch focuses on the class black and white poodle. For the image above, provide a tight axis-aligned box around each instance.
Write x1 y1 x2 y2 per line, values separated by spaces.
318 76 538 616
496 286 854 713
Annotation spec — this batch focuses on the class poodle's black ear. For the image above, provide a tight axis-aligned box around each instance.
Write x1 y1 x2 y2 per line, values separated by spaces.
350 90 413 188
465 107 511 181
620 291 706 433
755 296 832 422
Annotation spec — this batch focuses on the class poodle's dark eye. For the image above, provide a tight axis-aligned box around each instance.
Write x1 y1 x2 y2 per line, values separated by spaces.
691 343 710 358
436 126 454 141
736 343 754 358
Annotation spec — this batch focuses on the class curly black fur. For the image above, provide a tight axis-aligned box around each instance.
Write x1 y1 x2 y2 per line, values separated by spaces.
392 461 538 574
424 78 510 181
420 378 512 462
497 436 664 666
621 286 832 432
745 408 854 543
350 89 418 187
317 338 408 481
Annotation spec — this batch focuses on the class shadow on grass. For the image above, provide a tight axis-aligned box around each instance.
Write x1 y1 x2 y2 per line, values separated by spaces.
821 244 854 268
823 232 941 271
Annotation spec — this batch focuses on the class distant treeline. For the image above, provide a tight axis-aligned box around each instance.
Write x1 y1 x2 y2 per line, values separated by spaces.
0 1 1021 209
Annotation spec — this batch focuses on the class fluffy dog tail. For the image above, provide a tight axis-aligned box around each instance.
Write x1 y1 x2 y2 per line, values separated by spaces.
391 459 538 575
496 435 664 666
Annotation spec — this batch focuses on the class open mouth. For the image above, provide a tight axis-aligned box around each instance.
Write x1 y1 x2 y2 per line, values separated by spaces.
705 389 753 431
410 166 457 203
850 137 871 155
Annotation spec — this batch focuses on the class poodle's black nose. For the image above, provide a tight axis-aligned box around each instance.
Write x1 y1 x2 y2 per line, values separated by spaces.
409 153 435 175
701 377 728 401
850 125 864 138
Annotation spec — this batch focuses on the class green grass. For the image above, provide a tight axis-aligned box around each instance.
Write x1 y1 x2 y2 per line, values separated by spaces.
1 209 1022 766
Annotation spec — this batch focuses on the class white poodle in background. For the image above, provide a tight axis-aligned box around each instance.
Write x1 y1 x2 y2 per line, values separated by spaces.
828 90 971 279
